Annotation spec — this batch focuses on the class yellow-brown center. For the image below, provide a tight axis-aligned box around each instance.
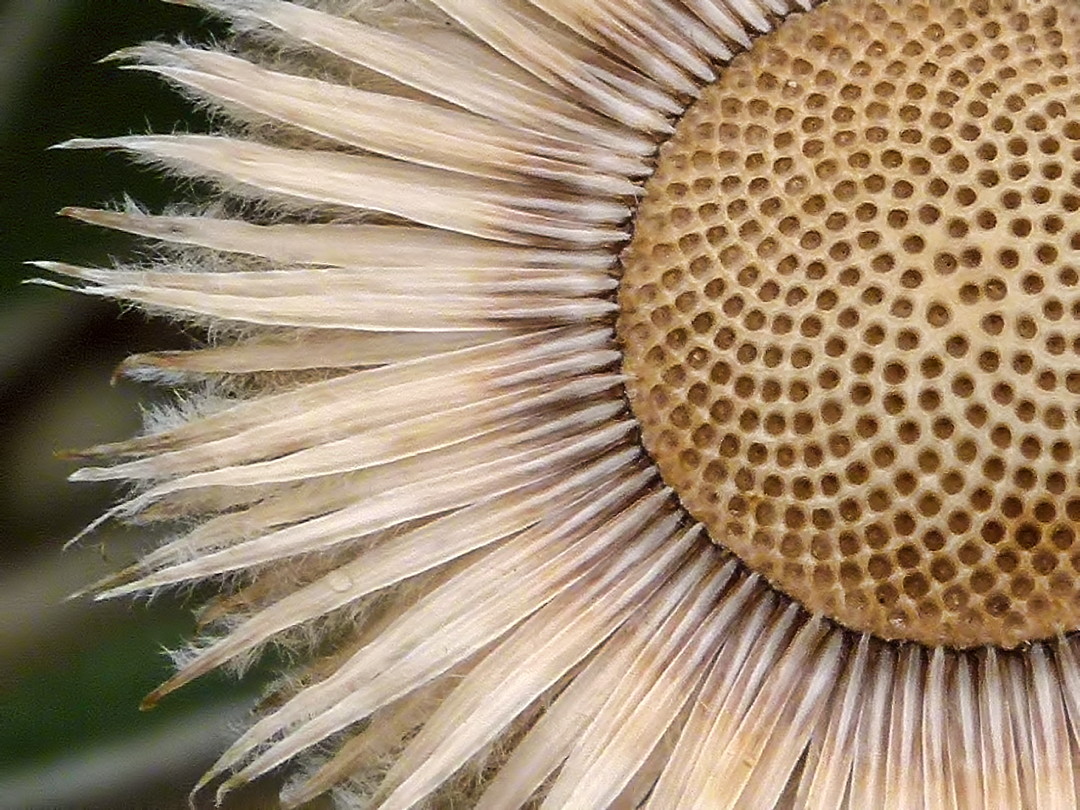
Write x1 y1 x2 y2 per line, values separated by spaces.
618 0 1080 648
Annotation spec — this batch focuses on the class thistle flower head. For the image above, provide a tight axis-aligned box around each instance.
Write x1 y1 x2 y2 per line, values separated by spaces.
45 0 1080 807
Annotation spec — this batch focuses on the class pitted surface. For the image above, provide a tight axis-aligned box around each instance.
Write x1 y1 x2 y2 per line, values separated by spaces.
618 0 1080 647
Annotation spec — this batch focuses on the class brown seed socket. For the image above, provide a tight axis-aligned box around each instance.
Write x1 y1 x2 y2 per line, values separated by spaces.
618 0 1080 649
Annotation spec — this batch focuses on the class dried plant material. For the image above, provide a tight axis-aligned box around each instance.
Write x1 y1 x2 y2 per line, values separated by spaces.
621 0 1080 648
44 0 1080 807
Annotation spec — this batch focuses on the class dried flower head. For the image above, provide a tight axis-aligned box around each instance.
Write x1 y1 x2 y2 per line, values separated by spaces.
43 0 1080 807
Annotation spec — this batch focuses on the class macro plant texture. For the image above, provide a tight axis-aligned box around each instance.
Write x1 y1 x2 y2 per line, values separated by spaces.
43 0 1080 807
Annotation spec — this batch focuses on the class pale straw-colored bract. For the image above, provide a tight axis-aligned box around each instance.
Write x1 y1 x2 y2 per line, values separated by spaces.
38 0 1080 808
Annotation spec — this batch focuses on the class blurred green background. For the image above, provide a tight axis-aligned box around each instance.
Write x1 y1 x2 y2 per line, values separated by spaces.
0 2 321 807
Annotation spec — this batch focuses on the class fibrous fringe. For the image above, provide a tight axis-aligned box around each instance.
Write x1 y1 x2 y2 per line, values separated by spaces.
45 0 1080 807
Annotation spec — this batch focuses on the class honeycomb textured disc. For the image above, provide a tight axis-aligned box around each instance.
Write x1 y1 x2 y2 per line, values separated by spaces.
619 0 1080 648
